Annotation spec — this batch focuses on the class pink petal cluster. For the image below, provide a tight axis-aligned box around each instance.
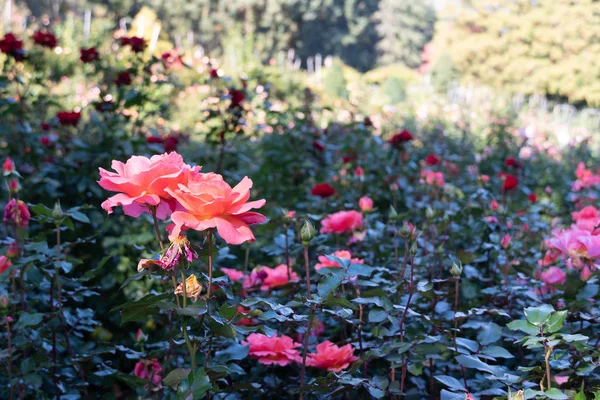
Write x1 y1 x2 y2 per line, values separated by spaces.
540 267 566 285
572 163 600 191
133 358 162 385
320 210 363 235
315 250 364 271
243 333 302 366
0 255 12 275
572 205 600 234
306 341 358 372
358 196 373 212
258 264 299 291
98 152 200 219
221 267 244 282
421 169 445 187
166 173 266 245
4 199 30 228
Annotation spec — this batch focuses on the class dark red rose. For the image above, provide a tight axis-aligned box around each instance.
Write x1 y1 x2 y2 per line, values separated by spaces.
120 36 146 53
505 157 521 169
342 155 357 164
389 130 414 145
146 136 164 144
56 111 81 126
115 71 132 86
312 140 325 152
499 172 518 191
40 136 50 146
528 193 537 203
229 89 245 108
364 116 373 126
80 47 99 63
311 183 335 198
0 33 25 60
425 154 440 165
41 123 50 131
210 69 220 79
162 136 179 152
33 30 57 49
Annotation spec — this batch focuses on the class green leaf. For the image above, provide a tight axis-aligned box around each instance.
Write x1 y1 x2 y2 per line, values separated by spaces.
163 368 190 390
348 263 374 277
317 273 343 297
455 355 498 374
112 293 170 324
16 313 44 329
207 316 237 339
215 342 248 361
562 334 589 342
507 319 539 335
477 322 502 345
434 375 466 392
546 310 568 333
187 369 211 398
544 388 569 400
481 346 514 359
68 210 90 224
368 308 388 323
119 270 148 290
524 304 554 326
417 281 433 292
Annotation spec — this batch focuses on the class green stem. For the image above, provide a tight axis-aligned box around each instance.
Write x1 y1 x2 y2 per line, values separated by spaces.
299 245 314 399
180 264 196 370
207 231 214 299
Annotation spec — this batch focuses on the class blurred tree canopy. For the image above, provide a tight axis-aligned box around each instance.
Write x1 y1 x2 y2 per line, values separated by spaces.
433 0 600 106
18 0 435 72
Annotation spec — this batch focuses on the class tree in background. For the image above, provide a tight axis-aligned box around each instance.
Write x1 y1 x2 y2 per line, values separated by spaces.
375 0 436 68
433 0 600 106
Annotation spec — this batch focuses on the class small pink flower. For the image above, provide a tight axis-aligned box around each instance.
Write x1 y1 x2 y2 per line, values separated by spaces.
581 266 592 281
315 250 363 271
501 234 511 249
0 256 12 274
306 341 358 372
259 265 299 291
480 175 490 183
355 166 364 177
358 196 373 212
483 216 499 224
222 267 244 282
243 333 302 366
421 169 445 187
320 211 363 235
3 157 14 173
286 211 296 219
541 267 566 285
4 199 30 228
133 358 162 386
490 199 499 211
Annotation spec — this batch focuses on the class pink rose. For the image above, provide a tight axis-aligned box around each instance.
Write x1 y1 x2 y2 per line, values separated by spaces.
358 196 373 212
320 211 363 235
306 341 358 372
243 333 301 366
541 267 566 285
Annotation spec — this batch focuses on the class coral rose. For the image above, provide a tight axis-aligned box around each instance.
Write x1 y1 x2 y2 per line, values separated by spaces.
243 333 301 366
98 152 200 219
358 196 373 212
320 210 363 234
540 267 566 285
306 341 358 372
166 173 266 245
259 264 299 290
315 250 364 271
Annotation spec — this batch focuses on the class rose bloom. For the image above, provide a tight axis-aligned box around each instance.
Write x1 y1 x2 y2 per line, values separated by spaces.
229 89 245 108
499 172 518 191
572 162 600 191
165 173 266 244
32 30 57 49
80 47 99 63
505 157 521 169
174 274 202 302
259 264 299 291
221 267 244 282
6 242 19 258
480 174 490 183
355 166 364 177
572 205 600 234
541 267 566 285
425 154 440 165
315 250 364 271
528 193 537 203
0 33 24 60
4 199 30 227
56 111 81 126
3 157 14 173
389 130 414 145
501 233 511 249
0 256 12 274
235 306 256 326
115 71 132 86
133 358 162 385
243 333 302 366
358 196 373 212
490 199 499 211
320 210 363 234
121 36 146 52
311 183 335 198
98 152 201 219
421 169 444 187
306 341 358 372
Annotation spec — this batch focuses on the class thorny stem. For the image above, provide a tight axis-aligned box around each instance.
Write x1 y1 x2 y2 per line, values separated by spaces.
542 327 552 389
207 231 214 299
454 278 469 390
354 286 366 376
180 264 197 370
299 245 314 400
6 317 13 400
399 256 415 393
